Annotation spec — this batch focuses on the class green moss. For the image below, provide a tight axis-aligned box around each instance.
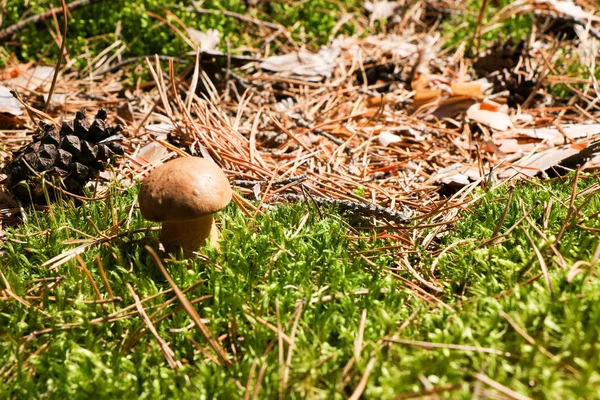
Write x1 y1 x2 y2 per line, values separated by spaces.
3 0 246 67
265 0 360 45
1 0 362 68
3 174 600 398
440 0 533 54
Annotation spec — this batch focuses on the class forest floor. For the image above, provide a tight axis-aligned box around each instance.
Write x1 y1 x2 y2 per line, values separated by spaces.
2 0 600 398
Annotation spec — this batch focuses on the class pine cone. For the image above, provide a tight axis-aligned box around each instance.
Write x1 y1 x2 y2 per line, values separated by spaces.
3 109 125 203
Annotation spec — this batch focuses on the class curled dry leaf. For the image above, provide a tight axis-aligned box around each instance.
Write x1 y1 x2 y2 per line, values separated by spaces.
377 131 402 147
135 142 170 165
144 123 176 135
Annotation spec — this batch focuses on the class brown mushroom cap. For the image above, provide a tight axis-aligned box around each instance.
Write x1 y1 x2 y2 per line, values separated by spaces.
138 157 232 222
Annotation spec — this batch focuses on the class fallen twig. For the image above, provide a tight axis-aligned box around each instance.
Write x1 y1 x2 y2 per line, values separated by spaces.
232 174 306 188
292 115 351 150
276 193 411 224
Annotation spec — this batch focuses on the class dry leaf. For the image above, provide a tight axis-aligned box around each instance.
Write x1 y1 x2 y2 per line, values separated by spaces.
500 141 600 178
467 102 513 131
144 123 175 134
260 46 340 79
0 85 23 115
495 138 536 154
377 131 402 147
117 102 135 122
479 98 502 112
582 153 600 171
187 28 220 51
411 74 429 91
413 88 442 108
495 124 600 144
42 93 67 108
135 142 170 165
430 97 477 119
429 163 481 186
6 65 54 91
359 36 418 57
546 0 600 22
364 1 400 26
366 94 393 107
513 113 534 124
451 82 483 97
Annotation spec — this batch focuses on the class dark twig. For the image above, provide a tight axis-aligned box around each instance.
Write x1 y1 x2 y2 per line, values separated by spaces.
184 49 264 65
533 10 600 41
191 1 286 32
466 0 489 55
276 193 410 224
292 115 352 153
232 175 307 188
0 0 111 41
227 69 267 90
301 184 323 220
521 64 549 110
43 0 68 113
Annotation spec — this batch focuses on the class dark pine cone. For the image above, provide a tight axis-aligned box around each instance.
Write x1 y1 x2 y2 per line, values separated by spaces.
3 108 125 203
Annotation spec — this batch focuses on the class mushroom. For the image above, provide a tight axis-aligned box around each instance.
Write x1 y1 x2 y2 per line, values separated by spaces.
138 157 232 256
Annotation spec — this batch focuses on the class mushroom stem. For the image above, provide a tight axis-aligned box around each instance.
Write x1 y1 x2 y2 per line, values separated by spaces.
160 214 218 255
